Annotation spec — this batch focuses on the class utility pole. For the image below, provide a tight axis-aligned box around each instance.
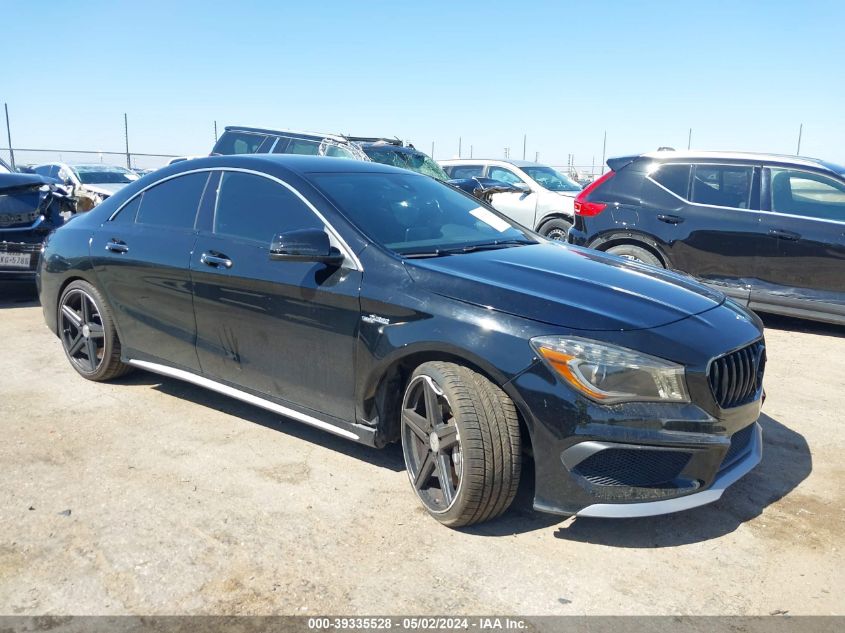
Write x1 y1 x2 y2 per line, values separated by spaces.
124 113 131 168
796 123 803 155
522 134 527 160
600 130 607 175
470 145 473 159
431 141 435 159
214 120 218 142
688 128 692 150
535 151 539 162
458 136 462 158
4 103 15 171
504 147 509 159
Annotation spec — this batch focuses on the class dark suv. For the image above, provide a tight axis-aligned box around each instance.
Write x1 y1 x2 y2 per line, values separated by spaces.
567 151 845 325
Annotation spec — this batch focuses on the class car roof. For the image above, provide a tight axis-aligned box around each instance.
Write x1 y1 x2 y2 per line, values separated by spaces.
170 153 416 177
639 149 835 171
439 158 545 168
223 125 350 145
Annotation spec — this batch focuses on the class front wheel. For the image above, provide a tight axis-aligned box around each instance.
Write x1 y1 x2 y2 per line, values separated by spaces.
538 217 572 241
400 362 521 527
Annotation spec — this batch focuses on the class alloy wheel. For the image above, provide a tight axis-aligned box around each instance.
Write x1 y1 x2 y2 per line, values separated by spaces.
60 289 106 373
401 375 462 512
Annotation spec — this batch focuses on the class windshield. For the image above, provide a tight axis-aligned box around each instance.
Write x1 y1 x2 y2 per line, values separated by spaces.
520 166 582 192
310 172 534 256
362 147 449 181
74 165 139 185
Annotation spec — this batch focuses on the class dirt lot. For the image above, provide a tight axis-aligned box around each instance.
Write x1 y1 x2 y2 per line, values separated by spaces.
1 283 843 616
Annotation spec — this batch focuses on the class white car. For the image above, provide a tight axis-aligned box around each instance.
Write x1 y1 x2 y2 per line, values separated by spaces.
32 163 140 210
440 159 582 239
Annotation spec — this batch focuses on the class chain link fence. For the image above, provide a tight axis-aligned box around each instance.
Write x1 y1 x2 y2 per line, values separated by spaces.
0 147 179 172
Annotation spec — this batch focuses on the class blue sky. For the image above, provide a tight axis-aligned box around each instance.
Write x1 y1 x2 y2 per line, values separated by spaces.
2 0 844 168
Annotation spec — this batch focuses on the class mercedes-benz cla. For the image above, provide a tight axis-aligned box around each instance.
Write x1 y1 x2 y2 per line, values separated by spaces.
38 155 766 527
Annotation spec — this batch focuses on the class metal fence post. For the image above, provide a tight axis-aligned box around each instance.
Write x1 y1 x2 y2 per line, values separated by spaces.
4 103 16 171
124 113 131 168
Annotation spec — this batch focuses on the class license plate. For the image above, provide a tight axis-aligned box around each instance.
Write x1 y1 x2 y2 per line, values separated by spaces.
0 252 31 268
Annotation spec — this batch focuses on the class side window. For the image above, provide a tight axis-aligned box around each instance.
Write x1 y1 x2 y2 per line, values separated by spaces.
135 172 209 229
768 168 845 222
213 172 322 244
650 164 691 198
488 167 524 185
212 131 268 155
34 165 54 179
110 195 142 224
286 139 321 155
324 144 356 159
449 165 484 179
272 137 291 154
691 165 753 209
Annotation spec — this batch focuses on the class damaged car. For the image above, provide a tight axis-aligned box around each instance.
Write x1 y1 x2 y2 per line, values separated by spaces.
1 168 75 281
33 163 139 211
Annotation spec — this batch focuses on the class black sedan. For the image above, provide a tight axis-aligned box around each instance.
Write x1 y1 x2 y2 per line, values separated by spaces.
38 155 766 527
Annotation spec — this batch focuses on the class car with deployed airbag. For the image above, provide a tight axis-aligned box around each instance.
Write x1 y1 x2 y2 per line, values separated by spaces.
38 155 766 527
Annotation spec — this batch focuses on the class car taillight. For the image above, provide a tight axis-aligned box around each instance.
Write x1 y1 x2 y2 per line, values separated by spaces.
574 171 615 216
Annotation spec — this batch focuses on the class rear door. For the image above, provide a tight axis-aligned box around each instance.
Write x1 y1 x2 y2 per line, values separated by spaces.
751 166 845 318
645 162 765 301
486 165 538 229
190 169 361 421
91 171 212 370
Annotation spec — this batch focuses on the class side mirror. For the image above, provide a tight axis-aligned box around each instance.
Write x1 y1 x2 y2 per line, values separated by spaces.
513 183 532 194
269 228 345 266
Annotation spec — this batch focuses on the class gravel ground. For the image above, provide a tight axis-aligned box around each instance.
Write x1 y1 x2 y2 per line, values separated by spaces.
1 283 842 616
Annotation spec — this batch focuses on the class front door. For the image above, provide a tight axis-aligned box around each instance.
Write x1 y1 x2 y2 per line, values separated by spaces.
752 166 845 318
190 170 361 421
486 165 538 230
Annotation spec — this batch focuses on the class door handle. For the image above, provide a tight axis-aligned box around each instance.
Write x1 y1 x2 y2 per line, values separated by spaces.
200 252 233 269
768 229 801 241
657 214 684 224
105 240 129 253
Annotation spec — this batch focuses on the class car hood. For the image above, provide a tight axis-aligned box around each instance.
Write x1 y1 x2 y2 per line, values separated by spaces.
0 172 56 192
404 242 725 331
81 182 128 196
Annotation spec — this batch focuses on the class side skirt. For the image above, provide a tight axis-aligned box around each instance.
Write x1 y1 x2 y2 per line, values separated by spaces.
126 359 379 446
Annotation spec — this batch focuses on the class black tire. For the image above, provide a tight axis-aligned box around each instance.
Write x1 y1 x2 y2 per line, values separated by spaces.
400 361 521 527
538 217 572 241
58 280 132 381
605 244 664 268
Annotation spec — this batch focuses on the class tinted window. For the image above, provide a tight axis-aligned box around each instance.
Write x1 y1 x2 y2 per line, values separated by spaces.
448 165 484 179
691 165 753 209
651 164 691 198
272 138 291 153
769 168 845 222
212 131 268 155
488 167 524 185
136 172 209 229
311 172 533 255
213 172 321 243
111 195 142 224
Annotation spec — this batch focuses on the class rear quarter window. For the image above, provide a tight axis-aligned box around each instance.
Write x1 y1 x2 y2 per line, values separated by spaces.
650 164 691 198
212 131 269 155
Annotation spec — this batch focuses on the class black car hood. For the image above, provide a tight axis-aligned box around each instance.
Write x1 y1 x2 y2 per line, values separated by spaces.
404 242 725 331
0 172 56 192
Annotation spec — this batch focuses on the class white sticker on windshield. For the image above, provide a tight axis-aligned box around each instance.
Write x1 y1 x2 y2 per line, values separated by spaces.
469 207 511 233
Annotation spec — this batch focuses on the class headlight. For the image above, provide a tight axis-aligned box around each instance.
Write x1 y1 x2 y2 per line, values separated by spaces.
530 336 689 404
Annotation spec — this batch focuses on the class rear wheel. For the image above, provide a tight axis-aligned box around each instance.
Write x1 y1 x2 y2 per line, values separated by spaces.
605 244 663 267
539 217 572 241
58 280 131 381
400 361 521 527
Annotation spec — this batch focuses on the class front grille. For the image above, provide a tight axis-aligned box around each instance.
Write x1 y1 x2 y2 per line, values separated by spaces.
708 340 766 408
721 424 755 469
573 448 692 487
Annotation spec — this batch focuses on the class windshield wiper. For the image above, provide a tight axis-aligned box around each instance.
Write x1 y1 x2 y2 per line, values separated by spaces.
440 239 535 254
